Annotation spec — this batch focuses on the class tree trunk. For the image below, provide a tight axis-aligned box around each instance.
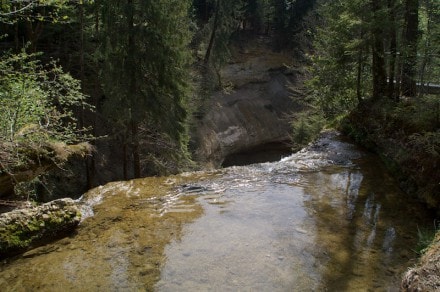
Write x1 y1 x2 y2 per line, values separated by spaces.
123 137 128 180
418 0 433 98
387 0 398 99
127 0 141 178
371 0 387 99
401 0 419 97
131 121 141 178
14 22 19 51
356 46 364 103
25 20 44 53
204 0 220 64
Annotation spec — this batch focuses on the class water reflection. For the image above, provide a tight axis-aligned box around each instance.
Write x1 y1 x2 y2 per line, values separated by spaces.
0 132 434 291
157 134 433 291
301 154 430 291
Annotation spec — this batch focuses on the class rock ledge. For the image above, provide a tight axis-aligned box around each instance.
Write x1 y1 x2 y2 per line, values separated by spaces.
0 198 81 258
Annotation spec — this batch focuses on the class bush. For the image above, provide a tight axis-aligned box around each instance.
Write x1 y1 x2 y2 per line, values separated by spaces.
0 50 92 171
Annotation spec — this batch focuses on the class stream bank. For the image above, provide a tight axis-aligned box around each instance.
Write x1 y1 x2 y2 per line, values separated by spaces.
341 99 439 209
340 99 440 290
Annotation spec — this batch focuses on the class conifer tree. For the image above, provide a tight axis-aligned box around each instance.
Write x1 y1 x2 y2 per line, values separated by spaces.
401 0 419 97
100 0 193 178
371 0 387 99
418 0 440 96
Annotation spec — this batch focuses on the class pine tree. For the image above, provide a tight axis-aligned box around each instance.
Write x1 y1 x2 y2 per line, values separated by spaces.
308 0 371 117
401 0 419 97
418 0 440 96
371 0 387 99
100 0 193 178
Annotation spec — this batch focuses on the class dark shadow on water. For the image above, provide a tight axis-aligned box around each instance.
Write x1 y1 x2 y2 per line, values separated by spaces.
222 141 292 167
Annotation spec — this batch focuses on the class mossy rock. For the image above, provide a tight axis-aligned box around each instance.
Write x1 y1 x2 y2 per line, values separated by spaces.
0 198 81 258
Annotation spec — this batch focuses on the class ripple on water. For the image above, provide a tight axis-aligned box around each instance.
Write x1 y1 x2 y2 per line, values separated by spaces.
0 132 435 292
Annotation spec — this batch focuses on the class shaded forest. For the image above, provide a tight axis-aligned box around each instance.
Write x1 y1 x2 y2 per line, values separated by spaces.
0 0 439 205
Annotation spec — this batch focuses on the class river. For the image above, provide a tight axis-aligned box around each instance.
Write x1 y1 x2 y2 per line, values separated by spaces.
0 131 434 291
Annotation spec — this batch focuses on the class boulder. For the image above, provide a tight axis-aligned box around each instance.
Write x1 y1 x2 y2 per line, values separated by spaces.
0 198 81 258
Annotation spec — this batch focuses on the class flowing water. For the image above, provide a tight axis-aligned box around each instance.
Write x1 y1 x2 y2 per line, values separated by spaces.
0 132 434 291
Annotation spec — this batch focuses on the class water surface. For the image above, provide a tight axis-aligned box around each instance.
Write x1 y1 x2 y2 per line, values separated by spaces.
0 132 433 291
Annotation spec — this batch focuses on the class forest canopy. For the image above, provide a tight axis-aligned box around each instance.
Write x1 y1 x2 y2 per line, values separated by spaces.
0 0 438 199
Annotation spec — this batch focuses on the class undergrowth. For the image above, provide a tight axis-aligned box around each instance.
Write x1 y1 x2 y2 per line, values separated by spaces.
341 95 440 209
415 220 440 255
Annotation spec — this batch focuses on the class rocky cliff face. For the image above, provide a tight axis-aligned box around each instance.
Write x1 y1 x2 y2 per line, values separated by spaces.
193 37 305 167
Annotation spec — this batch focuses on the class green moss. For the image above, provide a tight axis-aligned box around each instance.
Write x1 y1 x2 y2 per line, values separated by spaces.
0 202 81 257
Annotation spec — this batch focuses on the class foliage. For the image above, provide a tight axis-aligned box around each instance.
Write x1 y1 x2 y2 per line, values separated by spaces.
0 49 92 170
418 0 440 95
139 121 195 176
306 0 372 118
0 0 76 24
99 0 194 177
415 221 439 255
390 95 440 133
291 106 325 151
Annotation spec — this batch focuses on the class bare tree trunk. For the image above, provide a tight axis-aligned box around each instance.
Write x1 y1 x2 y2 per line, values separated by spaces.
14 22 20 51
371 0 387 99
25 20 44 52
356 47 364 103
123 138 129 180
127 0 141 178
418 0 433 98
204 0 220 64
401 0 419 97
387 0 398 99
131 121 141 178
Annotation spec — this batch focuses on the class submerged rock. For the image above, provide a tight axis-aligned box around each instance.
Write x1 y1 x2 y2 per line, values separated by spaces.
0 198 81 258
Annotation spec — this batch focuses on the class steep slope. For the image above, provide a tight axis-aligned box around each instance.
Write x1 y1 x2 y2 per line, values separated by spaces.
193 36 306 167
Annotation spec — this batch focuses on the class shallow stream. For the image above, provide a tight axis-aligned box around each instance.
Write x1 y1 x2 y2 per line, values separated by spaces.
0 132 434 291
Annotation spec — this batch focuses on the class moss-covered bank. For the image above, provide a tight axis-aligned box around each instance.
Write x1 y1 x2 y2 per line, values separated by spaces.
0 198 81 258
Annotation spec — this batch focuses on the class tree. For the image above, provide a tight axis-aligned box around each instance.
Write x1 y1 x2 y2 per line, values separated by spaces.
418 0 439 97
100 0 193 178
243 0 266 33
401 0 419 97
0 50 91 146
0 49 92 196
370 0 387 99
307 0 371 117
0 0 76 52
204 0 244 65
386 0 399 99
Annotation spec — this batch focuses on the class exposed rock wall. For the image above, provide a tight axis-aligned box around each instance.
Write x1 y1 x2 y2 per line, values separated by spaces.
193 38 305 167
